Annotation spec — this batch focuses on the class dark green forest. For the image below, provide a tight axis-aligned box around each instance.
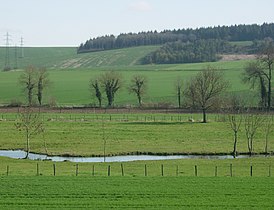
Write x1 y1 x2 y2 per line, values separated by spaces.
78 23 274 53
78 23 274 64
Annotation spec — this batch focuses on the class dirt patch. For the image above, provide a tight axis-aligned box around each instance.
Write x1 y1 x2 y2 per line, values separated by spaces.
220 54 256 61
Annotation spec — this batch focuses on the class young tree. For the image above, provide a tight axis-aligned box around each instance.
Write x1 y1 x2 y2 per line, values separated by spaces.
184 66 229 123
89 78 102 107
244 113 264 156
128 74 147 107
37 68 50 106
100 71 122 107
19 66 37 106
175 77 183 108
15 108 44 159
228 113 242 158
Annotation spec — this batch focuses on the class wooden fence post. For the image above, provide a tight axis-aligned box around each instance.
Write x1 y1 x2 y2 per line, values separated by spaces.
250 165 253 177
121 164 124 176
53 164 56 176
6 165 9 176
195 165 198 177
36 163 39 176
230 164 233 177
108 165 111 176
76 164 79 176
161 164 164 176
145 164 147 176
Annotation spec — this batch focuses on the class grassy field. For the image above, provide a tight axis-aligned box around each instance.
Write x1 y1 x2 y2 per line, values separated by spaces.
0 59 257 106
0 113 273 156
0 46 160 69
0 176 273 209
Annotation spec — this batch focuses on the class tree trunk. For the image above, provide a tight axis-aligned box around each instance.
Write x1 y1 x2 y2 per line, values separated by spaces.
138 95 142 107
265 136 268 156
233 131 237 158
178 91 181 108
268 65 272 110
25 132 30 159
202 108 207 123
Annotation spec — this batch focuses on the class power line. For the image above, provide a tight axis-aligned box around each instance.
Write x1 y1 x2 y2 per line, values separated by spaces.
4 32 12 71
20 37 24 58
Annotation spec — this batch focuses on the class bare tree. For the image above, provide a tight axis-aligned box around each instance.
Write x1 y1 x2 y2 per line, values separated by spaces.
100 71 122 107
15 108 44 159
228 113 242 158
19 66 37 106
244 113 264 156
89 78 102 107
243 39 274 109
264 115 273 155
184 66 229 123
129 74 147 107
37 67 50 106
258 39 274 110
243 62 268 108
175 77 183 108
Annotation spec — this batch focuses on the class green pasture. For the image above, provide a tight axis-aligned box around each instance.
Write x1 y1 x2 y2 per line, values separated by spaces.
0 113 273 156
0 59 257 106
0 175 273 209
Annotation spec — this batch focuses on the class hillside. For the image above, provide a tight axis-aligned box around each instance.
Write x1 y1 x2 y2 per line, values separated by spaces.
0 46 160 70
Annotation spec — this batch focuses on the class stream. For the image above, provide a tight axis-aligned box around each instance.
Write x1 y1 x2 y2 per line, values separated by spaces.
0 150 267 162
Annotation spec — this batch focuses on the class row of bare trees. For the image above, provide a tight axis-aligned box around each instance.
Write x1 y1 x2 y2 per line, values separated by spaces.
228 112 273 158
89 72 147 107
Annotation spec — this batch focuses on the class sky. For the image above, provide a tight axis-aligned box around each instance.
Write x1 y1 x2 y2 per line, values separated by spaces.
1 0 274 47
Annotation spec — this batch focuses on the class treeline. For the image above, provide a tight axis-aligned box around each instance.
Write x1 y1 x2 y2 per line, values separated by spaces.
141 39 234 64
78 23 274 53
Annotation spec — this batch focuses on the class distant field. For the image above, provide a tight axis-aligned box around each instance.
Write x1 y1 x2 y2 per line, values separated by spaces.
0 176 273 209
0 59 257 106
0 46 160 69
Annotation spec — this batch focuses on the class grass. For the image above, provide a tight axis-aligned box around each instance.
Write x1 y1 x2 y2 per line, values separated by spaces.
0 113 273 156
0 176 273 209
0 156 273 177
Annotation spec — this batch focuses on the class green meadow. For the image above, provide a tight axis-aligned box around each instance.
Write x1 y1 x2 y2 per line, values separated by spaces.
0 113 273 156
0 176 273 209
0 59 255 106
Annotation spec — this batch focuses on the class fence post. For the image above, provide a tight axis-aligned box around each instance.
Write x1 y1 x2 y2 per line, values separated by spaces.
37 163 39 176
161 164 164 176
6 165 9 176
195 165 198 177
76 164 79 176
145 164 147 176
176 165 179 176
215 166 218 177
53 164 56 176
230 164 233 177
121 164 124 176
92 165 95 176
250 165 253 177
108 165 111 176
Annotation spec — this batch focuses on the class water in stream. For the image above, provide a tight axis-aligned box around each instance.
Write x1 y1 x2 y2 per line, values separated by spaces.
0 150 266 162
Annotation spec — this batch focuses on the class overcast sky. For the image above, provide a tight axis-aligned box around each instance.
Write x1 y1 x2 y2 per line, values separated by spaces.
1 0 274 47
